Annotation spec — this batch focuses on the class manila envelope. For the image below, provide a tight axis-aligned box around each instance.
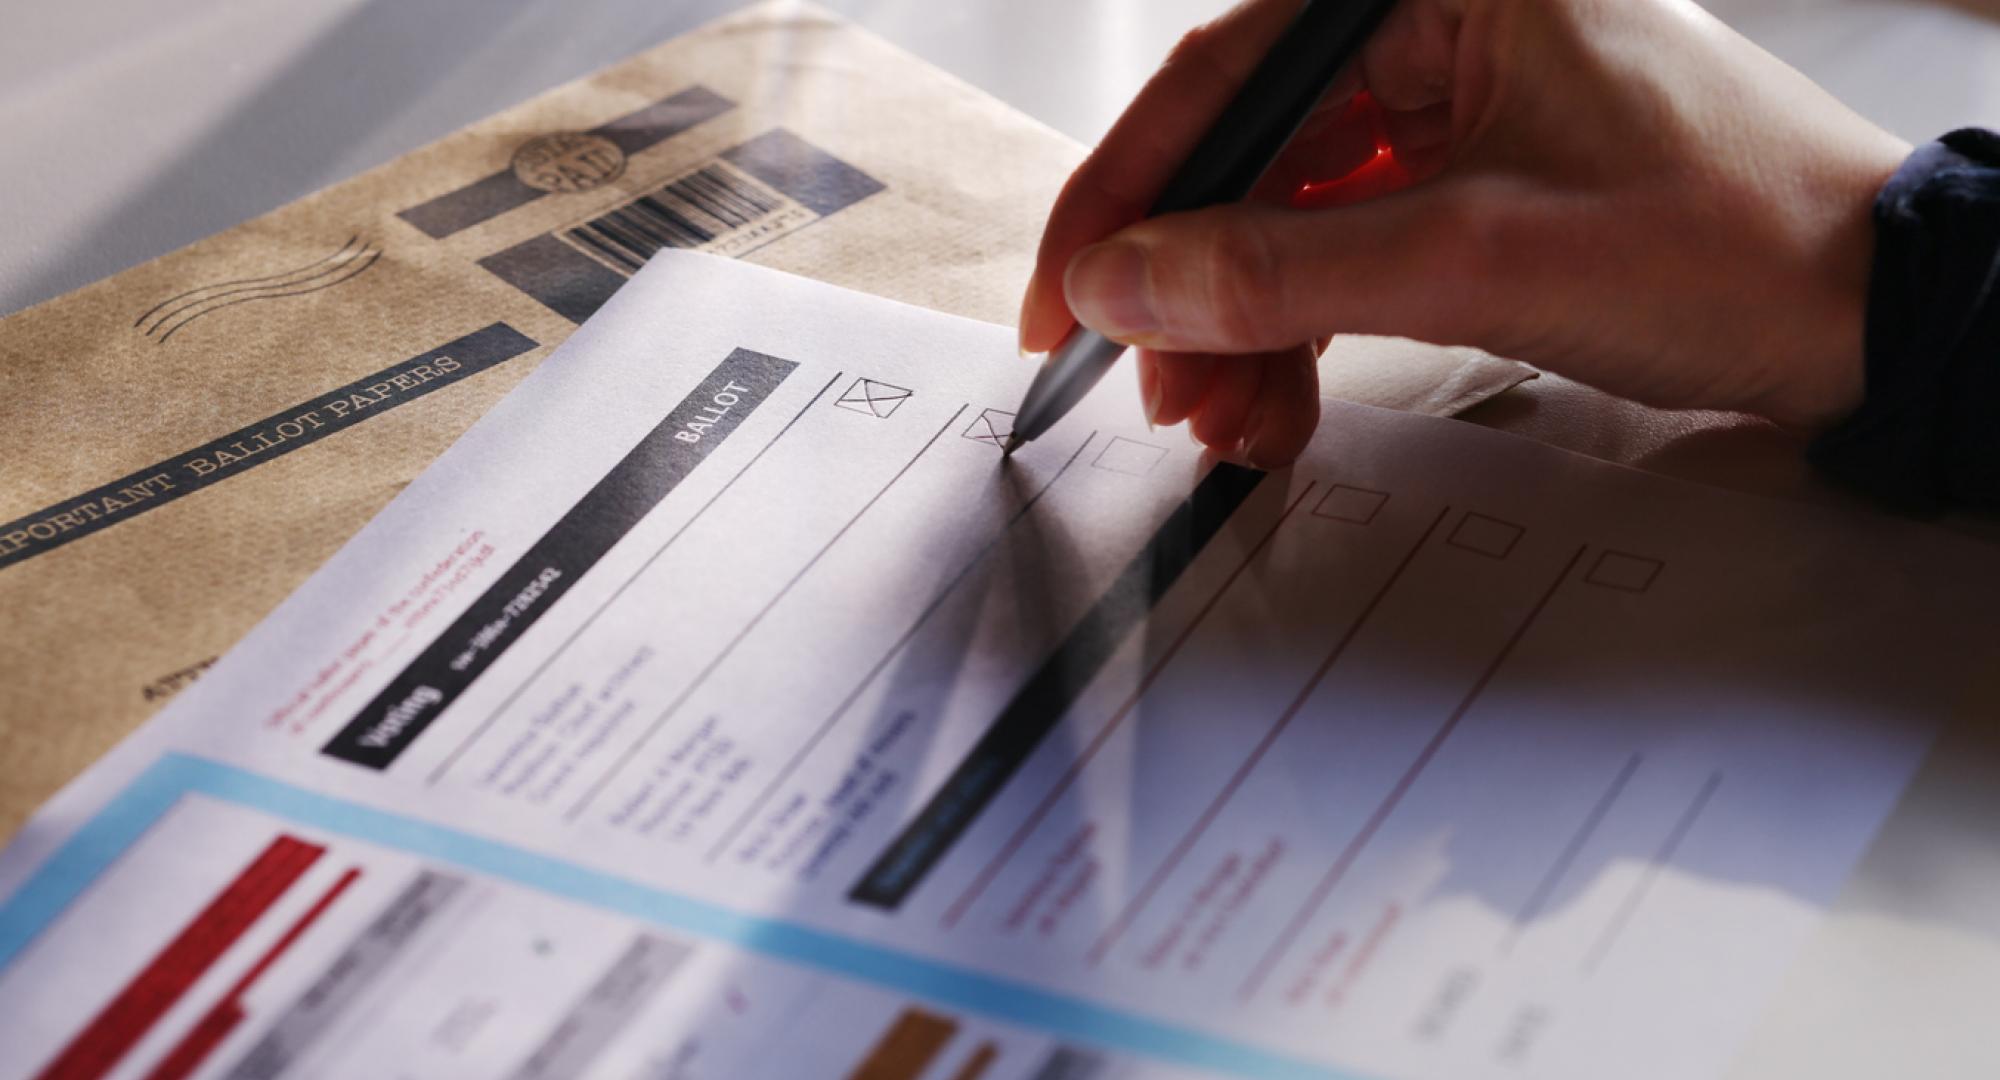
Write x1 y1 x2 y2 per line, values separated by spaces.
0 1 1529 840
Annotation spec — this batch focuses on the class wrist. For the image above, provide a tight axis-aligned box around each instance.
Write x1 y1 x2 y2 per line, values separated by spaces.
1762 139 1909 434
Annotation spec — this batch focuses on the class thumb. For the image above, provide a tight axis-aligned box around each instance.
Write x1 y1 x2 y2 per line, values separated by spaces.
1062 178 1515 355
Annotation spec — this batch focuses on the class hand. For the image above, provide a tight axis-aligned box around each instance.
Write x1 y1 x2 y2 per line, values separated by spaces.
1017 0 1912 467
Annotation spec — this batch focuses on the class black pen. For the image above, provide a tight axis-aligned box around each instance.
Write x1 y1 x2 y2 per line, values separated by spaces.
1002 0 1402 456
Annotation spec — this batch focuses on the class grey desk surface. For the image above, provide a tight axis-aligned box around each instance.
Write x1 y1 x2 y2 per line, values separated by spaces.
7 1 2000 1076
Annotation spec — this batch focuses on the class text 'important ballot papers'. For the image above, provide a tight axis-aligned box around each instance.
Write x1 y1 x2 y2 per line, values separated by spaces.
2 251 1996 1080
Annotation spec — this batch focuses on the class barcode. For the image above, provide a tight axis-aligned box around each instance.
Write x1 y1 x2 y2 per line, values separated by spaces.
561 164 787 273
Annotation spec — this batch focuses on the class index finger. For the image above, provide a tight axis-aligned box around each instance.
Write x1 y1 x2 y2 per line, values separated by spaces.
1019 0 1330 353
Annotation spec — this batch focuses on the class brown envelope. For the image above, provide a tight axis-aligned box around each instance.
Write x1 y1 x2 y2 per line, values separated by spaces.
0 2 1529 840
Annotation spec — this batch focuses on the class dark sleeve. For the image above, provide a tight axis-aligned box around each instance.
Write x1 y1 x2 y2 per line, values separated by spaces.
1808 128 2000 512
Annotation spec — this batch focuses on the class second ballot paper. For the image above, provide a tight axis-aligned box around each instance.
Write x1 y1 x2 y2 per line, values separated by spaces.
1 251 1995 1080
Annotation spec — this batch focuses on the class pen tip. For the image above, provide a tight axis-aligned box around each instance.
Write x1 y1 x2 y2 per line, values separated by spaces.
1001 435 1026 457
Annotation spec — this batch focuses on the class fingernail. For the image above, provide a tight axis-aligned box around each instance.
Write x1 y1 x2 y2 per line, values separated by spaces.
1245 436 1284 470
1200 439 1252 469
1065 242 1158 342
1016 287 1034 356
1243 420 1289 470
1236 403 1270 469
1139 366 1163 430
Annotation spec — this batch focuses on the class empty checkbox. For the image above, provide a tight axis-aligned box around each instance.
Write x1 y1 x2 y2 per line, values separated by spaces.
1585 550 1664 593
1448 512 1524 559
1312 485 1389 525
1092 436 1168 476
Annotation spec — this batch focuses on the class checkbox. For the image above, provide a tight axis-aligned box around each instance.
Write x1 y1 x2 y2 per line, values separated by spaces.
1585 550 1664 593
1312 485 1389 525
1092 436 1168 476
963 408 1015 447
834 377 913 419
1447 512 1524 559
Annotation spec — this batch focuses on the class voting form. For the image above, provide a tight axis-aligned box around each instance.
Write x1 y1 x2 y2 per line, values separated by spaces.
2 253 1994 1080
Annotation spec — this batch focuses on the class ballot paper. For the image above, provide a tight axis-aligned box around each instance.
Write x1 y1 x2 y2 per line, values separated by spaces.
1 251 1993 1080
0 1 1532 846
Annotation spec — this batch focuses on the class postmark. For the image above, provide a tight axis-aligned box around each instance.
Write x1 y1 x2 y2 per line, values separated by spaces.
511 132 627 193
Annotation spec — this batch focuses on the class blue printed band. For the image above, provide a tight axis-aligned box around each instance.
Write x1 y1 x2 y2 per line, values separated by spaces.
0 754 1364 1080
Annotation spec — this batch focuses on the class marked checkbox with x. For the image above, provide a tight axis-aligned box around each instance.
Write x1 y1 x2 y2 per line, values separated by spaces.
834 377 913 419
963 408 1015 447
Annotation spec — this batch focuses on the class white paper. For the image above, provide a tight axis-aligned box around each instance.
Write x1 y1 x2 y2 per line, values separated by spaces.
1 252 1994 1080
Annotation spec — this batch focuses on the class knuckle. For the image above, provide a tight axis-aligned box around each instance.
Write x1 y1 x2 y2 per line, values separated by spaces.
1409 180 1541 349
1164 19 1227 71
1423 184 1512 293
1201 221 1287 348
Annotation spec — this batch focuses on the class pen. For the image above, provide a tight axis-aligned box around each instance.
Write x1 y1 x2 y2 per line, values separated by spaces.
1002 0 1403 456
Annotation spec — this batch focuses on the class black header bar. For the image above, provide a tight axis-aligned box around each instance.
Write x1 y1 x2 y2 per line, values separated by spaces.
322 348 798 770
849 463 1268 909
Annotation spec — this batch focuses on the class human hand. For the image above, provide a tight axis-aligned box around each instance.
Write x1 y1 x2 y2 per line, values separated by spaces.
1017 0 1912 467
